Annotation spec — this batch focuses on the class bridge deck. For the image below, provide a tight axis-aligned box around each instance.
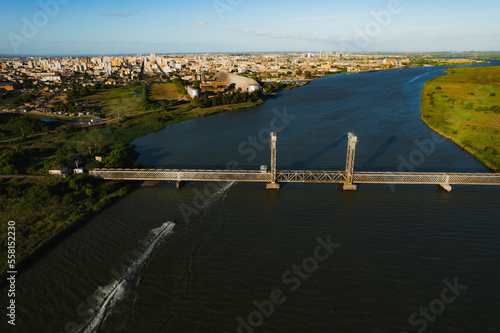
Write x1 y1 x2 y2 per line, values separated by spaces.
90 168 273 182
354 172 500 185
90 169 500 185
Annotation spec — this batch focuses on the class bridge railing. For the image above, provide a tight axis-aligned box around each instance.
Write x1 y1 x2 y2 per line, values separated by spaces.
354 172 500 185
90 168 272 182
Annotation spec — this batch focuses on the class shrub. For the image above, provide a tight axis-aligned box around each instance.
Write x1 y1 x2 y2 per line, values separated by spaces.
484 147 498 156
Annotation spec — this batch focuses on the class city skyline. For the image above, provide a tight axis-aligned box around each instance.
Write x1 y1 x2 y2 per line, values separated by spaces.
1 0 500 56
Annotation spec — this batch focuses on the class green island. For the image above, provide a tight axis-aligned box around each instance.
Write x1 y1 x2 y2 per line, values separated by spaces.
0 80 265 276
421 66 500 171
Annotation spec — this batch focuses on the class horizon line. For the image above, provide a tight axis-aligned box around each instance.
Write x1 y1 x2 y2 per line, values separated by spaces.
2 50 500 58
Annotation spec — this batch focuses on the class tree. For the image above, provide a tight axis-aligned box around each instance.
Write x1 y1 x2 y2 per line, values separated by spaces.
0 148 23 174
103 147 128 168
103 144 139 168
69 175 87 191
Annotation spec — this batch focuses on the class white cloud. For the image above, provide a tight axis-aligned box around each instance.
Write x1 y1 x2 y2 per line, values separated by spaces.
285 12 370 22
191 21 207 27
111 12 133 17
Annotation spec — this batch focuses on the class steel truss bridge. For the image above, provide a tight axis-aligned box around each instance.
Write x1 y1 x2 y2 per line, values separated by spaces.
90 132 500 191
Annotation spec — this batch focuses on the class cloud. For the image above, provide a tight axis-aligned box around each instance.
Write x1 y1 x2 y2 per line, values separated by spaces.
232 29 349 44
111 12 133 17
190 21 206 27
285 12 369 22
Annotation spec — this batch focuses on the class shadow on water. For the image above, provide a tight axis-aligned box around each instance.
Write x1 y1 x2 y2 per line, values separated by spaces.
288 136 346 170
361 135 397 170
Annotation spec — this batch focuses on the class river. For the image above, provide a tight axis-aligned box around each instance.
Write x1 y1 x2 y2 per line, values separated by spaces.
2 62 500 333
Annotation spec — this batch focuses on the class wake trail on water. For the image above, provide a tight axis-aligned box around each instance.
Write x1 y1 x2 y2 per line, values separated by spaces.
404 71 433 85
81 221 176 333
202 181 235 209
157 182 235 331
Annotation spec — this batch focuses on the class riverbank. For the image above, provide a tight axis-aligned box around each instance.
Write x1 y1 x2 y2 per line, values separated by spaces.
421 65 500 171
2 63 495 278
0 175 138 280
0 100 263 278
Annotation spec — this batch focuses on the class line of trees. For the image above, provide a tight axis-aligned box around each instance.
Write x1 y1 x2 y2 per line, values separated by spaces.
3 116 49 136
66 84 101 99
193 90 263 108
139 84 159 110
171 77 188 95
0 89 36 108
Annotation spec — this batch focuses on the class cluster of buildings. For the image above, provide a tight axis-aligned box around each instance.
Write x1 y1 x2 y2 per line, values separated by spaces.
0 52 415 113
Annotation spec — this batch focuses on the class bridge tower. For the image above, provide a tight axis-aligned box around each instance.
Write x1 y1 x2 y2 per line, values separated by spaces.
266 132 280 189
343 132 358 191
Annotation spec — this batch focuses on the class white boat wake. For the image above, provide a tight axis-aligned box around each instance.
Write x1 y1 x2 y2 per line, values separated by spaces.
405 71 432 85
202 181 235 209
81 221 176 333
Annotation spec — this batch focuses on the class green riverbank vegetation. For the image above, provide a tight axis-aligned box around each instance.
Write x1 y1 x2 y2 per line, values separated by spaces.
0 81 265 276
421 66 500 171
0 176 132 276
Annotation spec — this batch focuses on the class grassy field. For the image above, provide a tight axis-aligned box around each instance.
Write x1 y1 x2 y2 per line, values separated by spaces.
421 66 500 171
151 83 184 100
78 85 145 117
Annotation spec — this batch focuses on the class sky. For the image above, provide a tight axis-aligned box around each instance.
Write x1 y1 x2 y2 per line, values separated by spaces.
1 0 499 55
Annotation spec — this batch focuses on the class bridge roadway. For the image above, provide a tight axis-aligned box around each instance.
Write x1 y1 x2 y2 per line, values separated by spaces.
89 132 500 191
89 168 500 188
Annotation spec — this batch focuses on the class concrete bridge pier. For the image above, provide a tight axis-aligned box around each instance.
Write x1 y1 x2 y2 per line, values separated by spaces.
343 183 358 191
439 175 452 192
266 182 281 190
176 180 185 189
439 184 452 192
